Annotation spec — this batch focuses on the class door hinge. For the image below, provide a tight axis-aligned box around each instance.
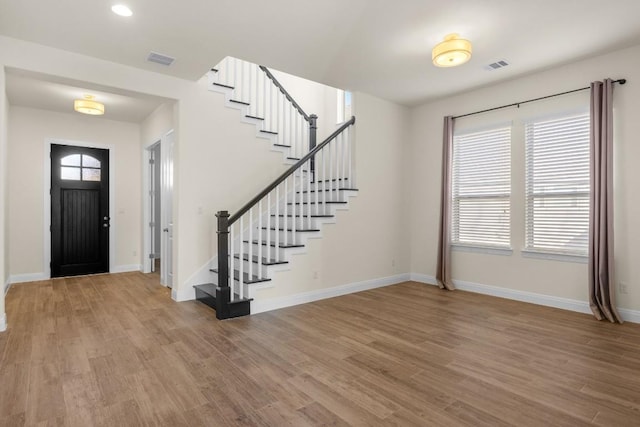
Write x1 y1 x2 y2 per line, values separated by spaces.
149 222 155 227
149 254 156 259
149 158 155 165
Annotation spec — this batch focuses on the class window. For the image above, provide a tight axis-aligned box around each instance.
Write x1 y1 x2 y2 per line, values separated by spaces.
61 154 102 182
525 113 590 256
337 90 352 123
452 126 511 248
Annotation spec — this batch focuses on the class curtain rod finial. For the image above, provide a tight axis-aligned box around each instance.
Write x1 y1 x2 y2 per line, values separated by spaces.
619 79 627 85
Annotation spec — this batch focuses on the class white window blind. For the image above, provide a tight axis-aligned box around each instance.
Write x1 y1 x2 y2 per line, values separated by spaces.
525 113 590 255
452 126 511 248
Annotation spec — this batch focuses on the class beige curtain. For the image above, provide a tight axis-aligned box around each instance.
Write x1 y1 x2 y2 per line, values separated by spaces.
589 79 622 323
436 116 455 290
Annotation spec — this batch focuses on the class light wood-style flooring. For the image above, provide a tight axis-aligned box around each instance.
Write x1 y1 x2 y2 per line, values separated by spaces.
1 273 640 426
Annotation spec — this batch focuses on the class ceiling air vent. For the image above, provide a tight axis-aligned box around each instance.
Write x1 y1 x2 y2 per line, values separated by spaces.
485 60 509 71
147 52 175 66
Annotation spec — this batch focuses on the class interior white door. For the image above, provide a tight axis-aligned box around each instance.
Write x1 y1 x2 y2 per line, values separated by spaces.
161 131 174 288
149 146 157 273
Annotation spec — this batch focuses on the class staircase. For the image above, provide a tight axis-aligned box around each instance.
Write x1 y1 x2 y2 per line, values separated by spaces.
194 57 357 319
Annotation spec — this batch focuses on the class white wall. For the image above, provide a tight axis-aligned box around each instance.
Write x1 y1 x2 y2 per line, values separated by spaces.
409 44 640 312
0 66 8 331
271 69 340 139
7 106 142 278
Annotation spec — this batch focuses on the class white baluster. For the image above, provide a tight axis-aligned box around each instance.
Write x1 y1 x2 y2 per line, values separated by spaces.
290 106 296 158
314 150 319 212
347 127 352 186
292 172 297 243
224 57 230 86
342 132 347 188
239 216 244 299
322 146 326 212
262 73 267 129
257 200 262 280
266 193 271 263
275 186 280 256
248 208 252 283
283 178 288 246
233 57 239 94
230 223 235 302
307 158 312 229
337 134 343 190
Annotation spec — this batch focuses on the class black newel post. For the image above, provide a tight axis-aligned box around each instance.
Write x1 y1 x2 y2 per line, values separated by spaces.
215 210 231 319
309 114 318 179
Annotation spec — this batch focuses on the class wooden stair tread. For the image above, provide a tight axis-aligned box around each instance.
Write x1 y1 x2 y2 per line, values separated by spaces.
193 284 252 303
213 82 233 89
233 254 288 266
297 188 358 194
243 240 304 249
287 201 347 205
270 214 334 218
260 227 320 232
210 269 272 284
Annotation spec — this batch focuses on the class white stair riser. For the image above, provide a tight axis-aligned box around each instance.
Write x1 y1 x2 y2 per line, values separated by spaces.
281 204 336 216
269 217 321 230
241 242 288 259
257 228 319 244
290 191 350 203
228 258 269 277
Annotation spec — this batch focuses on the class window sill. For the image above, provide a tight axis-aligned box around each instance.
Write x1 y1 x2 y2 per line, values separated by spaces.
521 249 587 264
452 244 513 256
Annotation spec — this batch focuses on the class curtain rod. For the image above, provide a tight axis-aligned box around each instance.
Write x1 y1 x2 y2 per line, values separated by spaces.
452 78 627 120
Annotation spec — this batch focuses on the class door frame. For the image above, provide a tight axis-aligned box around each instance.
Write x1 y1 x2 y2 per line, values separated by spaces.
142 129 174 287
44 139 116 279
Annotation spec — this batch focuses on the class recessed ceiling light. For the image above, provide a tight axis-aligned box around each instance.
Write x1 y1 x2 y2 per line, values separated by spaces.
111 4 133 17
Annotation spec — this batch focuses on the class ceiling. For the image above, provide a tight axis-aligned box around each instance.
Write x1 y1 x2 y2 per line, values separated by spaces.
1 0 640 107
5 69 169 123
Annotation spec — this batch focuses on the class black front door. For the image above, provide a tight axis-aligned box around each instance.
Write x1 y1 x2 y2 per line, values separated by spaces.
51 144 110 277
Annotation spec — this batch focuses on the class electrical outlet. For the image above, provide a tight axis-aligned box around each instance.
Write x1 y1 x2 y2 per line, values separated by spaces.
133 250 137 257
313 271 319 280
391 259 396 267
619 282 628 294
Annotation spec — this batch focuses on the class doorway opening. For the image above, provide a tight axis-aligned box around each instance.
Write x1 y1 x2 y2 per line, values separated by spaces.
143 130 174 288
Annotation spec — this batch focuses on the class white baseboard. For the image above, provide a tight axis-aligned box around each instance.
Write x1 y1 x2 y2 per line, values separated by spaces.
172 286 196 302
4 279 10 296
251 273 410 315
617 308 640 324
9 273 49 284
409 272 640 324
453 278 593 315
0 313 6 332
409 273 437 285
111 264 141 274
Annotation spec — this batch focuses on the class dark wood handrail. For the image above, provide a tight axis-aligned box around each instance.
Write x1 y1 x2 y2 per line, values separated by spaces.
259 65 311 122
228 116 355 225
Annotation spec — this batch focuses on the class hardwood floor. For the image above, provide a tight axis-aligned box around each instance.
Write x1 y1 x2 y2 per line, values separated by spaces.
1 273 640 426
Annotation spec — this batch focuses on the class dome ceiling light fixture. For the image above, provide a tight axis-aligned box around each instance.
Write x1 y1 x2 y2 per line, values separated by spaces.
74 95 105 115
432 33 472 67
111 4 133 17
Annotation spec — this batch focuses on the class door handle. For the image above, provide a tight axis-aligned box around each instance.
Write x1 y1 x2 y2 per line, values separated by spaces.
163 228 169 232
103 216 110 221
103 223 110 228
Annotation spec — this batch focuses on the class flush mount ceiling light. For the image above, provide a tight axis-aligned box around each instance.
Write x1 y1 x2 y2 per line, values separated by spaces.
432 33 472 67
74 95 105 115
111 4 133 17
